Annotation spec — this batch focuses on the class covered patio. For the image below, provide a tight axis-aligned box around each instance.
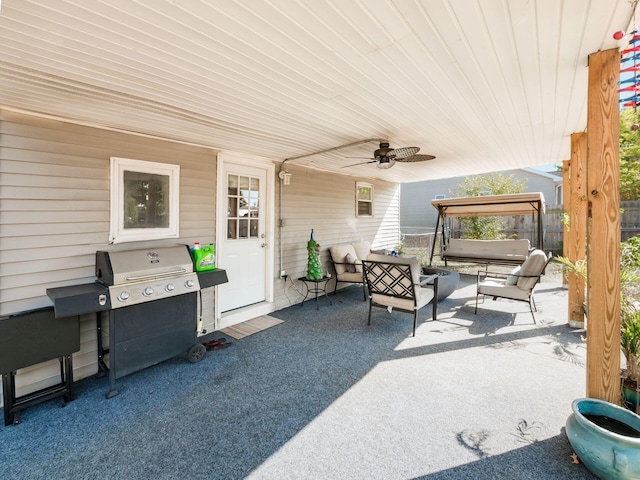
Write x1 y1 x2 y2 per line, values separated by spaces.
0 275 595 479
0 2 636 476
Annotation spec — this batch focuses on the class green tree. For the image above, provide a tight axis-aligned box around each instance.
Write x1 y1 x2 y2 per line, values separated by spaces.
619 108 640 201
451 172 527 239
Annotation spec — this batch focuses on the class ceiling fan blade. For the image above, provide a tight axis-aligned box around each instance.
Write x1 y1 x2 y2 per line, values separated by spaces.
391 146 420 159
341 159 378 168
396 154 436 163
345 156 375 159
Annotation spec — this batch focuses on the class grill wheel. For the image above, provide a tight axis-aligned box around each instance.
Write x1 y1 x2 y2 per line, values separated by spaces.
187 343 206 363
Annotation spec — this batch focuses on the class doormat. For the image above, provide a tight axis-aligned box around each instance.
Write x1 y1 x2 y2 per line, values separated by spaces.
218 315 283 340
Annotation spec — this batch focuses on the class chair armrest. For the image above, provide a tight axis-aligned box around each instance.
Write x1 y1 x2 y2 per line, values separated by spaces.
419 273 438 286
477 270 509 281
477 270 543 283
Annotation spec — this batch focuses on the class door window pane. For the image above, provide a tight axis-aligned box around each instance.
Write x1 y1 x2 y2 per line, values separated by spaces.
228 174 261 240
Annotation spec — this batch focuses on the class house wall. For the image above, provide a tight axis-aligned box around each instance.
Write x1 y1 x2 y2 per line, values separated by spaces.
0 109 401 404
400 168 560 235
273 163 400 310
0 109 218 400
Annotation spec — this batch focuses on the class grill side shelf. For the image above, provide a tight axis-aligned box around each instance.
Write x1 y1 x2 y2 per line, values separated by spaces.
197 269 228 288
47 283 111 318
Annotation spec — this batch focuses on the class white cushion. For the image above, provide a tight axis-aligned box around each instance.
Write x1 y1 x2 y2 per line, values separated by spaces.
372 286 434 311
337 271 364 282
330 244 358 275
446 239 530 262
505 266 521 286
516 250 548 290
352 241 371 262
478 280 530 301
448 238 530 256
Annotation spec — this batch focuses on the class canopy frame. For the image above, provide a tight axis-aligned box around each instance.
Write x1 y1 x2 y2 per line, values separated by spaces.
429 192 546 265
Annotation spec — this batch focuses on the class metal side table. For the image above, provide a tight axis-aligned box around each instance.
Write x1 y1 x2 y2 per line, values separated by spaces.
298 276 333 310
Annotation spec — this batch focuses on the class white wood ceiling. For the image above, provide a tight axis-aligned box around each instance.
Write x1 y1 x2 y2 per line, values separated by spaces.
0 0 635 182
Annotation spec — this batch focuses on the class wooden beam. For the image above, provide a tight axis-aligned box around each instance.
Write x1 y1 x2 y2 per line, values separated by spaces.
586 48 621 403
562 160 570 287
568 134 587 327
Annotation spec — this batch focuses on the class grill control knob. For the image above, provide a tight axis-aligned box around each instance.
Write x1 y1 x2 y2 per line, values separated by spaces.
185 279 195 288
165 283 175 292
143 287 154 296
118 291 130 302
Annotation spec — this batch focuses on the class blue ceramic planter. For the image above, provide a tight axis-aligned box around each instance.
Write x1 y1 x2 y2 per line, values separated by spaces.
623 385 640 414
566 398 640 479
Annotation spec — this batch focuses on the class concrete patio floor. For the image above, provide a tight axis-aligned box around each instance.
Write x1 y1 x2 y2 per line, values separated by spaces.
0 270 597 479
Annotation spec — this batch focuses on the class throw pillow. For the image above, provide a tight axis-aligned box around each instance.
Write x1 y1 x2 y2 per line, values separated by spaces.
345 253 357 273
505 266 520 286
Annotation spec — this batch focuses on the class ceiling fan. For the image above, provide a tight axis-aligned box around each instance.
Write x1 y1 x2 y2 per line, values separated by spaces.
342 142 436 170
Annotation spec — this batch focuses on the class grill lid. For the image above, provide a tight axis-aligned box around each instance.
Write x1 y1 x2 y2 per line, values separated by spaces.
96 245 194 286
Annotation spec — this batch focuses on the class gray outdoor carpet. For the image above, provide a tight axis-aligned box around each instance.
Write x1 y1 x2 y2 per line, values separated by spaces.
0 274 596 479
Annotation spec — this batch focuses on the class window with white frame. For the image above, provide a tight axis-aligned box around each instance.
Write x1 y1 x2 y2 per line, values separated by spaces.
109 157 180 244
356 182 373 217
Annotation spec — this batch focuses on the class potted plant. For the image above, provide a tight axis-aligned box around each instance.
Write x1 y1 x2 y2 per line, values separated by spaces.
621 308 640 413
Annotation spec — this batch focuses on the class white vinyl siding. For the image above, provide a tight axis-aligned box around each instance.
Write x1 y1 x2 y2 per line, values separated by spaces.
0 110 217 400
0 109 404 403
274 164 400 309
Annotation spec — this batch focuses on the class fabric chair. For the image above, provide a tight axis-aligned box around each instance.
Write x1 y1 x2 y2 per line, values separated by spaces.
362 254 438 336
474 249 552 323
329 241 371 300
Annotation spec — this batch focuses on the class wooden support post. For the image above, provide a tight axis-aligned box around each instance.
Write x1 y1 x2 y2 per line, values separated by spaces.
568 134 587 327
562 160 570 287
586 48 621 403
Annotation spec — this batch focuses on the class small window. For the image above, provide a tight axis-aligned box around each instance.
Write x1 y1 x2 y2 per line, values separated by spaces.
109 157 180 244
356 182 373 217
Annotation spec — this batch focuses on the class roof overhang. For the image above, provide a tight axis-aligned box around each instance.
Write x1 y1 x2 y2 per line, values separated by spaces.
0 1 637 183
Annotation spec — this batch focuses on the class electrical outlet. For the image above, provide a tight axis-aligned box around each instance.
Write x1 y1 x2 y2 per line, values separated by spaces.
280 270 286 278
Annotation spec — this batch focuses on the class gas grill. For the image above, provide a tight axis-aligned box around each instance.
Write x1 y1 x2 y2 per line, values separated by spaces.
95 245 204 398
47 244 228 399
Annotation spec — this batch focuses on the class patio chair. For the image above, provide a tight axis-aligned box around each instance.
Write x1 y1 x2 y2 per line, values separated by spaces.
474 249 552 323
329 241 372 300
362 254 438 337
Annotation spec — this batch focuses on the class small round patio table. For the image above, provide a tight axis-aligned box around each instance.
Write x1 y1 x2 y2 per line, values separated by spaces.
298 276 333 310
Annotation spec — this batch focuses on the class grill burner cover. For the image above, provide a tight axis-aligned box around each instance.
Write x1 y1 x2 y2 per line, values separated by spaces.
96 246 200 309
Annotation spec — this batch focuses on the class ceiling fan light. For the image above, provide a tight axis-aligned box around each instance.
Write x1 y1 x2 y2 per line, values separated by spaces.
377 159 395 169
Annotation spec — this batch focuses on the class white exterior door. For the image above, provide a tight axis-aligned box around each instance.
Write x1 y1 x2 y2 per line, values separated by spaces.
216 156 274 326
